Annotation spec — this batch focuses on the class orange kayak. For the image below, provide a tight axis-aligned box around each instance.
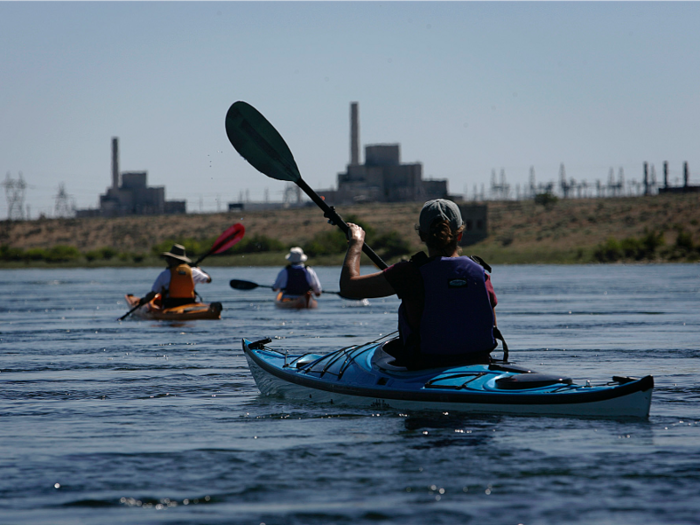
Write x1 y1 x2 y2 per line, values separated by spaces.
274 291 318 310
124 294 222 321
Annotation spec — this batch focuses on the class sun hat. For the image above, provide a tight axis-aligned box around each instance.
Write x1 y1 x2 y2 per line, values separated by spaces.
285 247 308 264
418 199 463 232
161 244 191 263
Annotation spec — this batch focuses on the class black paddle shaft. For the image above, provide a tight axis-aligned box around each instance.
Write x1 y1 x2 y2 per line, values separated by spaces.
118 303 141 321
230 278 347 297
295 178 388 270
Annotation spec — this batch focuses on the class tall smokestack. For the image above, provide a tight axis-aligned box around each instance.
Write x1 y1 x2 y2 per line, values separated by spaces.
350 102 359 166
643 162 649 195
111 137 119 190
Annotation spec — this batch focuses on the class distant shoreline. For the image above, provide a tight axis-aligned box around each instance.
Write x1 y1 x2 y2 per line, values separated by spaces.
2 194 699 267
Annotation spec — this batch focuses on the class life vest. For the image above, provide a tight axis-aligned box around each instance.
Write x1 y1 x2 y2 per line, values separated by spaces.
283 265 311 295
168 263 195 299
400 254 496 358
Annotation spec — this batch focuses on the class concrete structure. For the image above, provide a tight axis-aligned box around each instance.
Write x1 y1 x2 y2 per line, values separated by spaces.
77 138 186 217
318 103 449 204
457 203 488 247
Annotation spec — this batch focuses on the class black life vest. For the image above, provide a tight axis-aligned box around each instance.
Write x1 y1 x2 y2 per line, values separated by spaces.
399 253 496 358
283 265 312 295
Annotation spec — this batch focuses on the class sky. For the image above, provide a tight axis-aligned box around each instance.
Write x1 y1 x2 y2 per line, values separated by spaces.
2 1 699 218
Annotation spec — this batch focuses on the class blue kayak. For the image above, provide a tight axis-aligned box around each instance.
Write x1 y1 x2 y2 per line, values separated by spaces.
242 337 654 418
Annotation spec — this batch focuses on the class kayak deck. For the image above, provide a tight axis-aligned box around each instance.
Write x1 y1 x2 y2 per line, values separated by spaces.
125 294 222 320
274 291 318 309
242 338 653 419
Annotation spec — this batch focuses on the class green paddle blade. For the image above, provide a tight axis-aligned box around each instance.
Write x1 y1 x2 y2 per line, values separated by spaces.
225 101 301 182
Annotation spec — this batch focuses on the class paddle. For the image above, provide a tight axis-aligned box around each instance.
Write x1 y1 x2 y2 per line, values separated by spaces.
229 279 348 297
225 101 387 270
118 223 246 321
118 293 155 321
191 222 246 267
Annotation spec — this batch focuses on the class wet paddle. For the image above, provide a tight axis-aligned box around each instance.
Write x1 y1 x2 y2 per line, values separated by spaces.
229 278 347 297
225 101 388 270
118 293 154 321
118 224 246 321
119 301 143 321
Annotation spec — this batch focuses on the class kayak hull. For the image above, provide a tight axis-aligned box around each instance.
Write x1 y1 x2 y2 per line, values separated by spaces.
242 339 653 419
125 294 222 321
274 291 318 309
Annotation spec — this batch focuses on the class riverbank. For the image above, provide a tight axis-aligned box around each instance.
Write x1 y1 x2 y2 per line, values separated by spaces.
2 193 699 267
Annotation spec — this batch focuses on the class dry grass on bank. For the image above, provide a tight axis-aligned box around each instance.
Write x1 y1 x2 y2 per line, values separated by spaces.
2 193 699 266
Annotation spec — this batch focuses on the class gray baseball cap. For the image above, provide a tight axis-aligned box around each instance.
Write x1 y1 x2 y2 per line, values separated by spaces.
418 199 463 232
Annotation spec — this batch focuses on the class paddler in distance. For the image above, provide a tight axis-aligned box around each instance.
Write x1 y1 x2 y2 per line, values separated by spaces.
273 247 322 300
138 244 212 309
340 199 500 369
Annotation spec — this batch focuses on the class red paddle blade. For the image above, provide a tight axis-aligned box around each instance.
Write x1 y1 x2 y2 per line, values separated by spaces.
212 223 246 254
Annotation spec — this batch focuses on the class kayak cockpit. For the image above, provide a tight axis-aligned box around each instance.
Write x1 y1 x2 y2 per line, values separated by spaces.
495 373 573 390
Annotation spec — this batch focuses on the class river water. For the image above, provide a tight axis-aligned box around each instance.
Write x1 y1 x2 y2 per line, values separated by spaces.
1 264 699 524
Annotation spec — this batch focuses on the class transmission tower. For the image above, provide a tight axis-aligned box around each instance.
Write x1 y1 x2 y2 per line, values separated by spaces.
3 172 27 220
559 164 571 198
618 167 625 196
607 168 617 197
489 169 510 200
54 183 75 218
283 183 301 205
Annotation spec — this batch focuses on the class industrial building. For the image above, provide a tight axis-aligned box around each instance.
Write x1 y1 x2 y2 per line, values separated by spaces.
457 203 488 247
657 161 698 194
76 138 186 217
318 103 449 204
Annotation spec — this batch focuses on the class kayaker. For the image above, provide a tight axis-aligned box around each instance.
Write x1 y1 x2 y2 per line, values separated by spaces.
273 247 322 298
340 199 499 368
141 244 212 309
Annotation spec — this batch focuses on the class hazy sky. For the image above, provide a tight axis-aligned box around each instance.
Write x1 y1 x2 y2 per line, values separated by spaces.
2 1 699 218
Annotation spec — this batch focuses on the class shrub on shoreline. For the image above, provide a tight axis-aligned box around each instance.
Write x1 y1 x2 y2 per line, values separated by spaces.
230 234 286 254
1 244 82 263
593 228 698 262
301 217 411 260
0 232 288 266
